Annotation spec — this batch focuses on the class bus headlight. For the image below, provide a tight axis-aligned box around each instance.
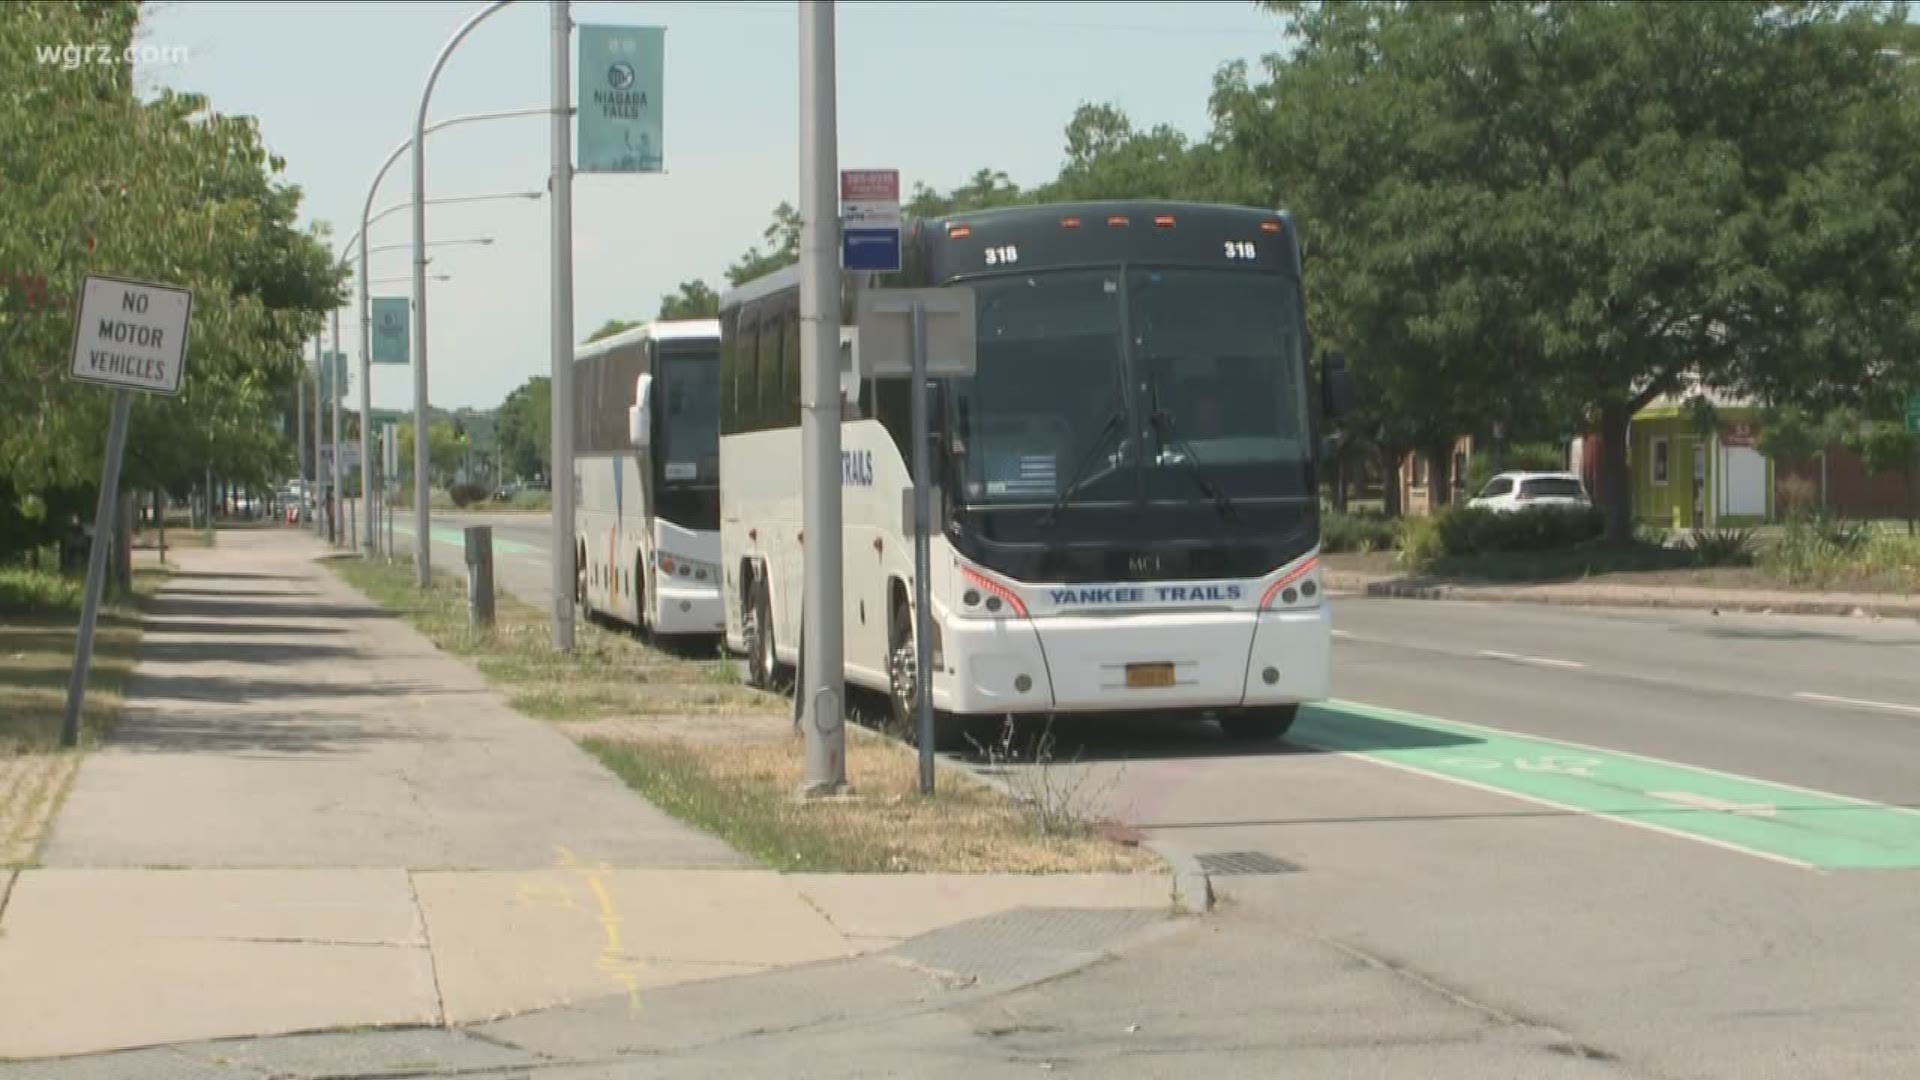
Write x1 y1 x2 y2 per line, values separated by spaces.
658 553 719 584
1259 557 1323 611
954 562 1029 619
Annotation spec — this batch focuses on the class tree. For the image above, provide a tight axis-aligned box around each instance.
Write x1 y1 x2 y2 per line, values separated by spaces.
657 279 718 320
586 318 639 343
0 1 336 558
1845 421 1920 534
723 201 802 287
1227 1 1920 541
494 376 551 481
906 168 1029 218
396 419 467 490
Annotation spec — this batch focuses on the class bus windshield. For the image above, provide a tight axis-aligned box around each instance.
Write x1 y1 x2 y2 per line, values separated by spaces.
951 270 1129 508
947 266 1310 513
659 348 720 485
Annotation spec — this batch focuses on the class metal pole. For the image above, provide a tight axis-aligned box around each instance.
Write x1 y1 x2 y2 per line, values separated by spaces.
798 0 847 796
331 306 344 547
414 1 517 587
61 389 133 748
911 301 934 793
312 336 325 536
359 248 376 552
295 358 306 523
549 0 577 651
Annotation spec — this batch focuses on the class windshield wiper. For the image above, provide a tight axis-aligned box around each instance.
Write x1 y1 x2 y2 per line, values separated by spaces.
1037 409 1128 529
1147 376 1238 522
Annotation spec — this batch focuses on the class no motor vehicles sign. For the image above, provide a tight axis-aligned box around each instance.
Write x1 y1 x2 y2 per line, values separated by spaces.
68 275 193 396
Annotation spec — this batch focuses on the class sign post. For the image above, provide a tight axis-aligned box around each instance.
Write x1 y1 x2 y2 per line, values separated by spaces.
840 169 901 274
855 287 977 792
62 275 193 748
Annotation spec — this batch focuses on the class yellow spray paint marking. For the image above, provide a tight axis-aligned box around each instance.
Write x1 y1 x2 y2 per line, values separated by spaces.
511 847 644 1012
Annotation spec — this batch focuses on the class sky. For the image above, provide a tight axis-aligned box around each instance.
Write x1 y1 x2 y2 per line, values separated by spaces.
133 0 1292 414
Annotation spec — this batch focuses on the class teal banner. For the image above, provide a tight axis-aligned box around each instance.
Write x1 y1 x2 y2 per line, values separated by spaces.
371 297 410 364
319 350 348 400
578 24 664 174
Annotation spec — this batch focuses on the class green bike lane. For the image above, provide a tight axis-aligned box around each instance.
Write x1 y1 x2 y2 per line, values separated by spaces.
1293 700 1920 870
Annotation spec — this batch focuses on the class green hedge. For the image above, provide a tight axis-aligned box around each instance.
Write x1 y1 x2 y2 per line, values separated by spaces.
1322 510 1400 553
1402 505 1604 567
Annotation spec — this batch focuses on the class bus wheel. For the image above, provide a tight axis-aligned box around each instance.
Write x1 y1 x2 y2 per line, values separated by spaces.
1219 704 1299 741
745 579 775 690
574 543 588 609
889 599 965 750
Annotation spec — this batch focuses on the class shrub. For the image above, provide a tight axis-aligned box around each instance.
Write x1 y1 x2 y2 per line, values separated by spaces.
448 483 490 508
1322 510 1399 553
1686 528 1757 567
1400 505 1604 568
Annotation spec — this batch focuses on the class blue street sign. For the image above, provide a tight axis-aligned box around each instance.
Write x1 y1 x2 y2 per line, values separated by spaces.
843 227 901 273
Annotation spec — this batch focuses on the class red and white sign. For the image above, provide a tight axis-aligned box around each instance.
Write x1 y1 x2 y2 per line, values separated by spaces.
1722 421 1757 448
840 169 901 229
840 169 899 203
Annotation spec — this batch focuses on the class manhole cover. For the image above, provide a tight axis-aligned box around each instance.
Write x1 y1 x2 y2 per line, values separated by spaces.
1196 851 1302 875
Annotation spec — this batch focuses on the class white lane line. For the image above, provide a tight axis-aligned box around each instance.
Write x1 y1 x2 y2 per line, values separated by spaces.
1650 791 1777 818
1793 691 1920 717
1331 629 1353 639
1477 649 1586 670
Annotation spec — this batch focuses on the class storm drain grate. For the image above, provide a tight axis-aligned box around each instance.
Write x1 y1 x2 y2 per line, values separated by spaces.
1196 851 1303 875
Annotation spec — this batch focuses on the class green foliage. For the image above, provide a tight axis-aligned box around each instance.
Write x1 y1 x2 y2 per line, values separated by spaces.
0 1 335 557
1685 528 1758 567
395 420 467 490
1321 509 1399 554
447 482 489 508
1401 506 1605 568
1760 518 1920 588
657 279 718 320
585 319 639 344
723 202 802 287
1758 405 1851 466
1227 1 1920 543
494 377 551 482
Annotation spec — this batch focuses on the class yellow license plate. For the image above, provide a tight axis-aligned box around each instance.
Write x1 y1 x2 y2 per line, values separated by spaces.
1125 662 1176 689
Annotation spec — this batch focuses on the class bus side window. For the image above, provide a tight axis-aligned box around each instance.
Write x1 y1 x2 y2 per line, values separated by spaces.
873 375 912 462
734 311 761 434
780 304 803 428
756 306 783 433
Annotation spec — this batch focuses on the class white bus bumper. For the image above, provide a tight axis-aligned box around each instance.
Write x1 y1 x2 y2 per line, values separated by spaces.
931 605 1330 716
653 583 725 635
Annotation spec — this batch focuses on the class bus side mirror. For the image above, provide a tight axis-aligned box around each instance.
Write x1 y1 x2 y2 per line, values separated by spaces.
1322 352 1357 422
629 374 653 449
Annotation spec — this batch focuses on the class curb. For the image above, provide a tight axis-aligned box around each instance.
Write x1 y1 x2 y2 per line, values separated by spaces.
934 754 1213 915
1326 572 1920 621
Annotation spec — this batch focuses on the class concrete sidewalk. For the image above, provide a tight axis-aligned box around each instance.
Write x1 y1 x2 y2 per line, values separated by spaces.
1327 569 1920 618
2 529 1175 1062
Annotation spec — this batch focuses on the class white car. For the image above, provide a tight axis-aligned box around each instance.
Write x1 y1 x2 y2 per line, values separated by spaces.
1468 471 1591 513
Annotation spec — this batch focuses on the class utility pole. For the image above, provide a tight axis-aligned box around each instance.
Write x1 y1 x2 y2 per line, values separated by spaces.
311 335 325 538
295 355 306 524
798 0 848 796
549 0 577 651
331 307 345 548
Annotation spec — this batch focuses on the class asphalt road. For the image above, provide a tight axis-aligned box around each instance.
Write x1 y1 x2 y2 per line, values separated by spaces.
389 510 1920 1077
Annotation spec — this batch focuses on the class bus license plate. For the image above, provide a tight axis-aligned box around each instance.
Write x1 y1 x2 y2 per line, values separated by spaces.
1126 662 1176 689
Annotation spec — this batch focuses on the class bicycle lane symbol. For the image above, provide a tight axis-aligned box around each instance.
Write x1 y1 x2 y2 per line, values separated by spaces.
1437 755 1605 779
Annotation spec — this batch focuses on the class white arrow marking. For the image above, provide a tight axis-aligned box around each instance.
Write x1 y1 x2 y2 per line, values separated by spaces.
1479 649 1586 670
1651 791 1777 818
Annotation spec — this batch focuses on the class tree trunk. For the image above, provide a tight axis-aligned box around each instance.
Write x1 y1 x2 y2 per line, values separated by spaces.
1599 400 1634 545
114 491 134 595
1333 453 1350 514
1428 442 1454 510
1383 449 1404 519
154 490 165 565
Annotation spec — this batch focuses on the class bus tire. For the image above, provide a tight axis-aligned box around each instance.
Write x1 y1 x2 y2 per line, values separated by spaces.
889 597 966 750
574 541 588 610
1219 704 1299 741
635 553 649 635
745 577 775 690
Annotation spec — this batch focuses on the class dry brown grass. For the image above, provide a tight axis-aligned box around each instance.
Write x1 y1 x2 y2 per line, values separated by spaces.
0 568 161 866
575 714 1160 875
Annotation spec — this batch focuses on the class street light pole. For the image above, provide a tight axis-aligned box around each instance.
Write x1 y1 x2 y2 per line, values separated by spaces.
798 0 848 795
331 306 345 547
413 0 518 588
549 0 576 652
311 335 325 538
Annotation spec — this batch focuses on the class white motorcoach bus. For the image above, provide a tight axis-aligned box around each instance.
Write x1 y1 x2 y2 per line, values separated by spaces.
718 202 1353 745
573 319 725 638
